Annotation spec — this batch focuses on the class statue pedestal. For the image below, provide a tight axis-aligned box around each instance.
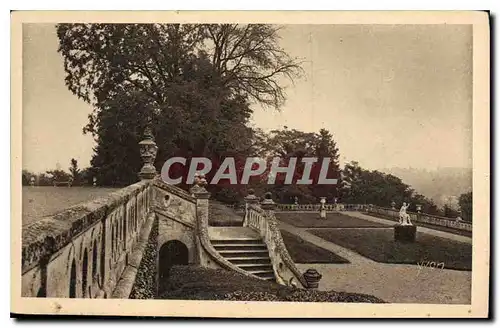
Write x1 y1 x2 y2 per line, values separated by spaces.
394 225 417 243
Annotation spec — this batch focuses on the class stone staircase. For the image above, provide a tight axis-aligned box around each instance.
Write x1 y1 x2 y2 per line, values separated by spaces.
208 227 276 281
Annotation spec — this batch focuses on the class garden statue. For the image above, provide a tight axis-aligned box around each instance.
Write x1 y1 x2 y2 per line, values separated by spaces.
29 176 35 187
416 204 422 213
391 201 396 210
294 196 298 205
93 177 97 187
319 197 327 219
399 202 412 225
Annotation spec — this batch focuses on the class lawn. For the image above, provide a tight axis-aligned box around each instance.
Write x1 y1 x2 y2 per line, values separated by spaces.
22 186 120 226
281 230 349 264
308 229 472 271
276 212 389 228
209 201 244 226
158 265 384 303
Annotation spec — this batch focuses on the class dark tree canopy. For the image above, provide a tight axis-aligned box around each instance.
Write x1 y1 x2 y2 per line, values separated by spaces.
56 23 303 188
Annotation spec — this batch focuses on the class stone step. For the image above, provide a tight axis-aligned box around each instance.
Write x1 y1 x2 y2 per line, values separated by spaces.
236 263 274 271
218 249 269 257
212 243 268 251
211 239 263 245
226 257 272 265
246 269 275 275
253 271 276 279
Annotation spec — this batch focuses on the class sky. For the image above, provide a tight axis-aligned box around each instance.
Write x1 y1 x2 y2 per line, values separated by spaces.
22 24 472 174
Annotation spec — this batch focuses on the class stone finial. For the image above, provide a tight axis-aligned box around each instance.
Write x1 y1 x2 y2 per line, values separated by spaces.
244 188 259 205
260 192 276 210
190 173 209 198
138 125 158 180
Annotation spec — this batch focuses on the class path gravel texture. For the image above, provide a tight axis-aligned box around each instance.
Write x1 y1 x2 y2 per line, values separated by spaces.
279 218 471 304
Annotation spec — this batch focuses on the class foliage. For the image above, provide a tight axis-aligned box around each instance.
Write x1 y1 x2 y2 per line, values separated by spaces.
249 128 341 204
56 23 302 188
69 158 81 185
458 191 472 221
22 170 36 186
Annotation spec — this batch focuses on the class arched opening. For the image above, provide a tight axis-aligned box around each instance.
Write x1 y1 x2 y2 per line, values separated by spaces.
158 240 189 292
111 224 115 258
69 259 76 298
92 239 98 282
82 249 88 297
122 215 127 246
100 236 105 286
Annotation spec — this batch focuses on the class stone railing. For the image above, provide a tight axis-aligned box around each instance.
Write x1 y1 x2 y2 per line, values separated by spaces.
21 179 155 298
190 184 266 279
366 205 472 232
244 203 308 288
276 203 368 212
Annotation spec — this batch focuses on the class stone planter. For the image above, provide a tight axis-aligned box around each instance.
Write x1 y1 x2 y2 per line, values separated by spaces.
303 268 322 289
394 225 417 243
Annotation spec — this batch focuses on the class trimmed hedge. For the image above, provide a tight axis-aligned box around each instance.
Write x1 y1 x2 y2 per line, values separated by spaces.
158 265 384 303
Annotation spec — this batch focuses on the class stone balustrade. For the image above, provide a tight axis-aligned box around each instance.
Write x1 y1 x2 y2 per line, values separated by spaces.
22 179 155 298
245 202 308 288
276 203 368 212
366 205 472 232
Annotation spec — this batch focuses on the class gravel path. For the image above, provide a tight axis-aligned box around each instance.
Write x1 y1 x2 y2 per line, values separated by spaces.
279 218 471 304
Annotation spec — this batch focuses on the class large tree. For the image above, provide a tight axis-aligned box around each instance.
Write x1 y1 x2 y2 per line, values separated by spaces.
252 128 341 204
56 23 302 187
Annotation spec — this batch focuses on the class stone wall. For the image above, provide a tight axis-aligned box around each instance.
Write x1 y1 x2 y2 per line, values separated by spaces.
129 216 159 299
21 180 154 298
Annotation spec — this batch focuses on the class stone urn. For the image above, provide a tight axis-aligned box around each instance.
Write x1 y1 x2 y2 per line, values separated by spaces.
138 126 158 180
261 192 275 210
303 268 322 289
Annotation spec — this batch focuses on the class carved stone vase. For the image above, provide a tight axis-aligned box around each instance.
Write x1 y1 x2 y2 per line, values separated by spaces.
303 268 322 289
138 127 158 180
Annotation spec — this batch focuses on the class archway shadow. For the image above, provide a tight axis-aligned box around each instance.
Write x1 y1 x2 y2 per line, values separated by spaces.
158 240 189 294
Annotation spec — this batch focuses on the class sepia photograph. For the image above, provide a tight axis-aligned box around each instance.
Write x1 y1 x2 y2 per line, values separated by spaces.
10 11 490 318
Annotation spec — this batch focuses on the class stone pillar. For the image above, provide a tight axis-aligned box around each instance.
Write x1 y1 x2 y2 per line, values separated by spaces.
244 189 260 207
138 126 158 180
243 189 260 226
190 174 210 266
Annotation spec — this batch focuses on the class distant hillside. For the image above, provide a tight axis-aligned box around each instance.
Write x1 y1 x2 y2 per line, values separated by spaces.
381 167 472 208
